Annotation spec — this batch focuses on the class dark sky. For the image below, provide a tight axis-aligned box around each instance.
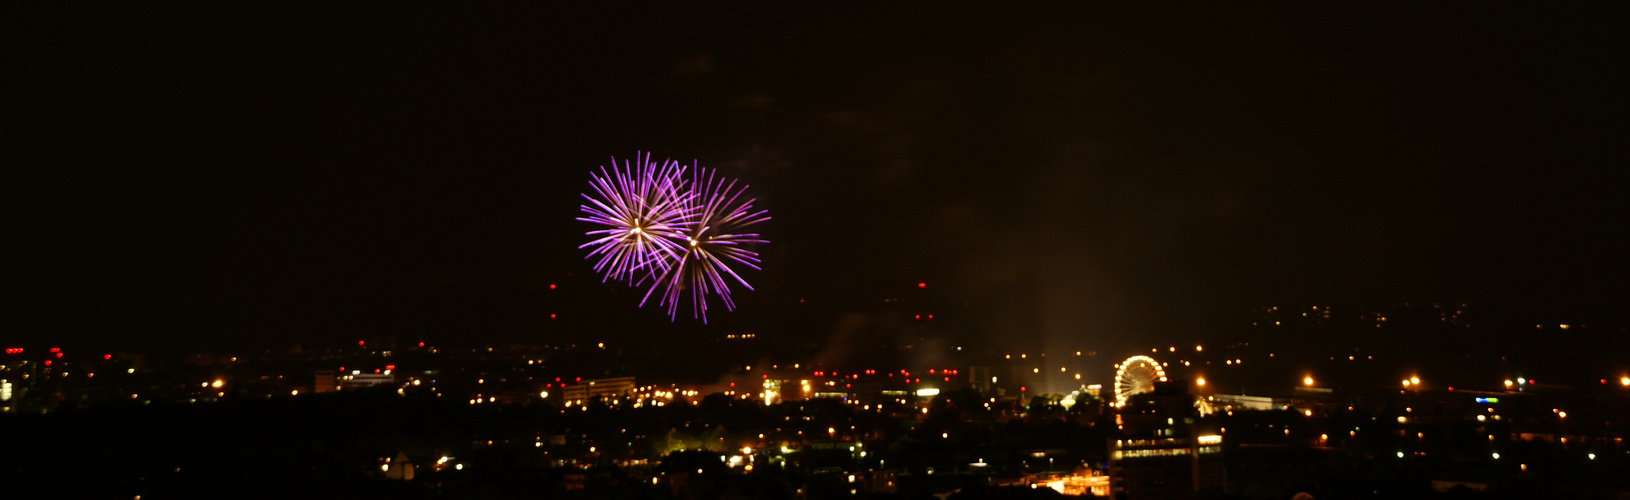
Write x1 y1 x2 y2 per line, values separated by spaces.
5 4 1626 355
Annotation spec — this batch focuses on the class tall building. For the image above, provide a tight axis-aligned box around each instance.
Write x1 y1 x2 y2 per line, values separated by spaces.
1109 384 1224 499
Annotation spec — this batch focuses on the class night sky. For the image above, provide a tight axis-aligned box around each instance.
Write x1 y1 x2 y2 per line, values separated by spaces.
6 4 1626 360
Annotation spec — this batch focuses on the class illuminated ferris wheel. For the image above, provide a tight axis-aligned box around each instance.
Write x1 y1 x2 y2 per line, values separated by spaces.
1114 355 1167 407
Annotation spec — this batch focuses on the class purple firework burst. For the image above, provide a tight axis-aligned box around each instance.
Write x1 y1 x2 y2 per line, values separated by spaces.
641 165 771 323
576 152 694 285
577 154 769 322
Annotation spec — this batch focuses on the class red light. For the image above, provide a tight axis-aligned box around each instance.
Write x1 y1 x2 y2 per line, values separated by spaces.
104 354 112 360
928 314 933 319
1447 387 1454 391
549 284 556 289
555 378 560 382
44 360 52 366
358 340 365 346
929 369 935 374
944 377 950 382
338 367 345 371
56 352 63 358
374 369 381 374
917 282 926 288
762 374 768 379
1603 379 1609 384
50 347 59 353
385 365 395 370
729 383 735 387
550 314 556 319
418 342 425 347
888 373 893 377
1020 386 1026 391
914 315 920 319
574 377 580 382
845 384 851 388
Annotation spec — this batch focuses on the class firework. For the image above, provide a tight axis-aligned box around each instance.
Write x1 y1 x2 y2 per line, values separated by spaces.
576 152 695 285
579 153 769 322
641 165 771 322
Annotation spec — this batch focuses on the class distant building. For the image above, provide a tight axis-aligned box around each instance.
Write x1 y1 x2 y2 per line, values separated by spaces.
381 451 414 480
314 370 336 393
561 376 635 405
340 372 396 390
1211 394 1285 411
969 366 992 393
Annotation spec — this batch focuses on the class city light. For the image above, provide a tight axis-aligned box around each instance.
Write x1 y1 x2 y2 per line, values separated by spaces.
1303 376 1314 386
1196 377 1206 387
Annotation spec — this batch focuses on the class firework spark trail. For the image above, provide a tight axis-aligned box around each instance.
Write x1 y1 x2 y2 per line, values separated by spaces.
576 152 695 285
640 164 771 323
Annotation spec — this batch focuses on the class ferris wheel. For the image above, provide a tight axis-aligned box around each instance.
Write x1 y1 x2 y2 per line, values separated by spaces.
1114 355 1168 407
